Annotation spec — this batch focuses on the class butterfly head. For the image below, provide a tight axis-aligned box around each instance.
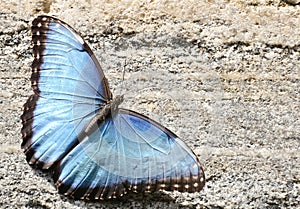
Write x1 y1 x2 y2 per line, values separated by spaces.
110 95 124 113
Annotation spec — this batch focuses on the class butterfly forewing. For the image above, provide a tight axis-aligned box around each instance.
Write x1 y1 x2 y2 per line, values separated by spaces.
21 16 111 169
21 15 205 200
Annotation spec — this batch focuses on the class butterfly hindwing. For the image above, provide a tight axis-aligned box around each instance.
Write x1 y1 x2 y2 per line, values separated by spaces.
54 109 205 200
21 16 111 169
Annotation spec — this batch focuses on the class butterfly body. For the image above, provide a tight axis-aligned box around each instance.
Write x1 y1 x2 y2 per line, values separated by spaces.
78 95 124 139
21 15 205 200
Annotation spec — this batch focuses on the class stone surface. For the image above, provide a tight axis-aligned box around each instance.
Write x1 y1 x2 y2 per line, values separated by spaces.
283 0 300 5
0 0 299 208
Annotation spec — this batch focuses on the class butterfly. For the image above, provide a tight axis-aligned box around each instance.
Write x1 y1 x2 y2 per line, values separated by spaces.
21 15 205 200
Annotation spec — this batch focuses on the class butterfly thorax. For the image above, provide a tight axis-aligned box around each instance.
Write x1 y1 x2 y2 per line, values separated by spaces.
78 95 124 139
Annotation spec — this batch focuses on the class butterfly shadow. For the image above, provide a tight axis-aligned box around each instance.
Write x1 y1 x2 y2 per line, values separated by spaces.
59 186 187 209
65 192 190 209
31 169 185 208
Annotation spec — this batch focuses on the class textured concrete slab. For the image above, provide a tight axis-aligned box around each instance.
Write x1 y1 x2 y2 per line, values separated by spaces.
0 0 299 208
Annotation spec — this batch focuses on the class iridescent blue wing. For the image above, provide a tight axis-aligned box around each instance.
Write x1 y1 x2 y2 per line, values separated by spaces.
21 16 112 169
54 109 205 200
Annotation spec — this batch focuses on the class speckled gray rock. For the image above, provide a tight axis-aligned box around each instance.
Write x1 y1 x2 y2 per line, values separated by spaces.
283 0 300 5
0 0 299 208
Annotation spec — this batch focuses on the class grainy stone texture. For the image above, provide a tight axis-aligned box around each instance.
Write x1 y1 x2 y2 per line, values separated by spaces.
0 0 299 208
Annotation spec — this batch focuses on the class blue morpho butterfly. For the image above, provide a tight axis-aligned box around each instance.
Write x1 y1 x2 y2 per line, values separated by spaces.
21 15 205 200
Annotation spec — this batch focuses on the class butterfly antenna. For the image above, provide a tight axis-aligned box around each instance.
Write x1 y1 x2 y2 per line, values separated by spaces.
122 59 127 81
118 59 127 97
